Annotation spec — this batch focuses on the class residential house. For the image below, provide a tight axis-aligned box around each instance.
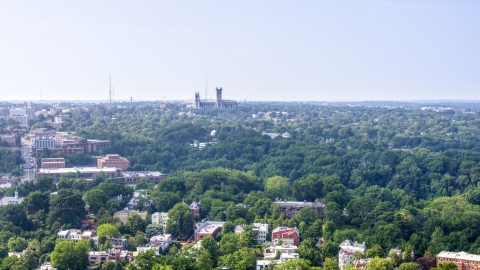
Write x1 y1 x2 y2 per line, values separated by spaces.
271 227 300 246
113 209 148 225
339 239 367 270
235 223 269 244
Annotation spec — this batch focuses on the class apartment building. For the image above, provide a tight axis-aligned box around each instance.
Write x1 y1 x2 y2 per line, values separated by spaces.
113 209 148 225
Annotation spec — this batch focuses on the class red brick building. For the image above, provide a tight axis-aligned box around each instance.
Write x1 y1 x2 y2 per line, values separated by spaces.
271 226 300 246
194 221 225 242
189 201 201 216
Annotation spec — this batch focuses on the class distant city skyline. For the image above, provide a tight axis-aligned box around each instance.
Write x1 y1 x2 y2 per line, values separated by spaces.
0 1 479 101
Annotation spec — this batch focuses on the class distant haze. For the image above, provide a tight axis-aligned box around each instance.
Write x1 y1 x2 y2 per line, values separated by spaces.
0 1 479 101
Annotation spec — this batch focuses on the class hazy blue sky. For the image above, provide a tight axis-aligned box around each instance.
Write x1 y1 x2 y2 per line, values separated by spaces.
0 1 479 101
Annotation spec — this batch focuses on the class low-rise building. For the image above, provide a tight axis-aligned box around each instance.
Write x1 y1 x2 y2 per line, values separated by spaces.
113 209 148 225
88 249 129 264
57 229 96 242
37 167 121 182
0 190 25 209
41 158 66 169
437 251 480 269
194 221 225 241
91 237 128 250
339 239 367 270
97 154 130 171
152 212 169 229
122 171 165 184
271 227 300 246
274 199 325 218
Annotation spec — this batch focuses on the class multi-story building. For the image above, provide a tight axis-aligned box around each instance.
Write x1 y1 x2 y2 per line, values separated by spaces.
122 171 165 184
264 243 299 261
32 136 56 149
137 234 172 254
152 212 169 230
88 249 129 264
97 154 130 170
437 252 480 269
194 88 237 109
53 115 70 124
41 158 66 169
90 237 127 250
30 128 57 138
189 201 201 216
113 209 148 225
194 221 225 241
339 239 367 270
35 145 84 159
9 108 35 117
235 223 269 244
274 199 325 218
271 227 300 246
0 134 16 146
57 229 95 242
37 167 120 182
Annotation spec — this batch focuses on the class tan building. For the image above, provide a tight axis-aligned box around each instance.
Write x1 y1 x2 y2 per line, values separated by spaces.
41 158 66 169
437 252 480 269
152 212 169 229
97 154 130 170
113 209 148 225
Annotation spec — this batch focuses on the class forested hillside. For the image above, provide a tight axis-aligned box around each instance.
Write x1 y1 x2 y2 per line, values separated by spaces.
2 102 480 269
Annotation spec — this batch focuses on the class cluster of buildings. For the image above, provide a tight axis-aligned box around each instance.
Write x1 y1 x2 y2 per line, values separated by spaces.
30 129 111 158
36 154 165 184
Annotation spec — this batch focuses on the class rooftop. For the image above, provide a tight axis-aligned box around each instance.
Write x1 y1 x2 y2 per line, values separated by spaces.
38 167 118 174
438 251 480 261
195 221 225 234
122 171 164 177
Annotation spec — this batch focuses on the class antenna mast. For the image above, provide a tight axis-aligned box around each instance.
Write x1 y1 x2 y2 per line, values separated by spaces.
109 74 112 103
205 75 208 100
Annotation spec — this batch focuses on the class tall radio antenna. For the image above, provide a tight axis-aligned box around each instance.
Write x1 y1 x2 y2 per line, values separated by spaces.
109 74 112 103
205 75 208 100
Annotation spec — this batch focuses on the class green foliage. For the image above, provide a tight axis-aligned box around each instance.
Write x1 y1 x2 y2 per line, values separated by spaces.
51 240 89 270
166 203 194 236
47 189 86 229
97 223 121 238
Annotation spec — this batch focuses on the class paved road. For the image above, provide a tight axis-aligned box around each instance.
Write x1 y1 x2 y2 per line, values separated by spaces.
20 140 35 182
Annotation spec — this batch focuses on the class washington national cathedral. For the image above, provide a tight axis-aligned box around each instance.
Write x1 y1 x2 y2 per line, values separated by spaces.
195 87 237 109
